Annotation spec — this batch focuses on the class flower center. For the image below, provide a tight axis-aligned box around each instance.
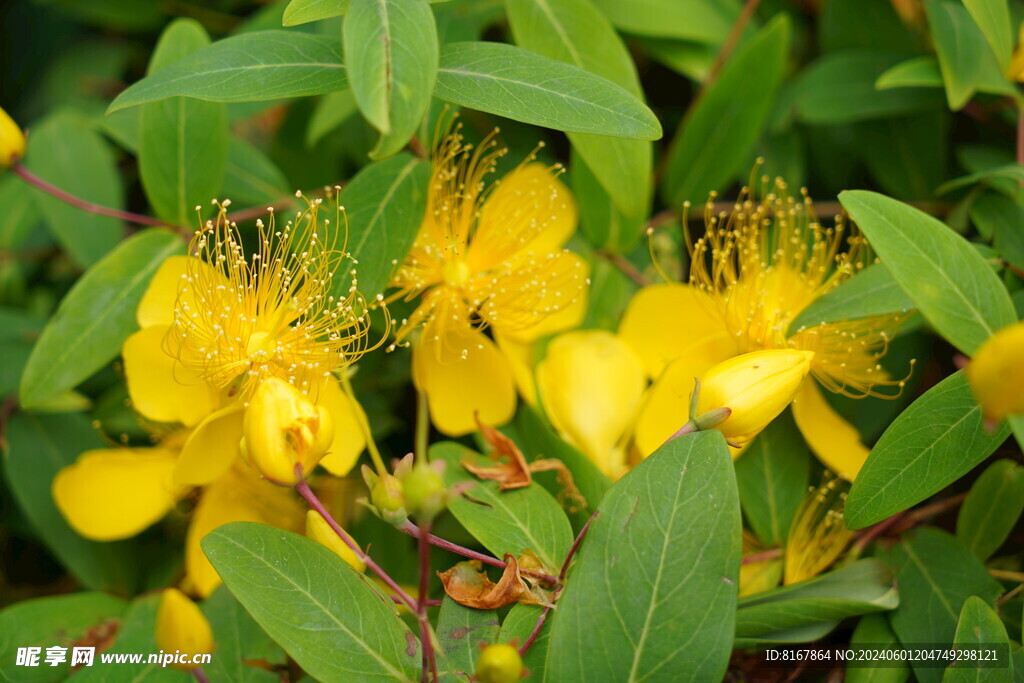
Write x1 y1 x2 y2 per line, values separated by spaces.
443 258 471 288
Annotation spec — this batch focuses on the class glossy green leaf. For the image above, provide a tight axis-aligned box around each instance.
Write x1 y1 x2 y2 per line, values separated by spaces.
0 593 127 683
544 431 740 682
433 442 573 571
925 0 996 110
794 51 944 123
202 587 286 683
344 0 438 158
734 411 811 546
435 41 662 140
336 153 430 299
839 190 1016 355
846 614 910 683
962 0 1013 72
586 0 736 43
661 15 790 206
139 19 229 227
736 560 899 639
956 459 1024 560
24 111 124 268
108 31 348 112
436 597 499 680
943 597 1012 682
3 413 139 594
203 522 419 682
283 0 349 24
846 371 1010 529
20 228 184 407
222 138 291 206
307 89 359 146
788 263 914 334
879 528 1002 683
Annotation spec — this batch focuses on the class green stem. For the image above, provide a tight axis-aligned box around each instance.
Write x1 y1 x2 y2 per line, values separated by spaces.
415 390 430 463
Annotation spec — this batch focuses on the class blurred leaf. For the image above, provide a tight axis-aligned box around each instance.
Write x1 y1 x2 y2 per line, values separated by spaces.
924 0 1006 110
820 0 917 52
35 0 164 32
221 138 292 207
0 593 126 683
580 254 639 331
846 371 1010 529
939 165 1024 197
436 597 499 679
736 560 899 639
570 148 646 252
970 192 1024 247
587 0 737 43
433 442 573 571
3 413 139 594
435 42 661 140
139 19 229 228
788 263 914 335
733 621 840 649
498 603 548 674
877 56 1017 95
642 38 717 81
434 0 505 43
854 112 949 199
20 228 183 408
0 175 40 251
734 411 810 546
956 459 1024 560
203 522 419 682
335 153 430 299
202 586 285 683
544 431 740 681
307 89 359 146
27 40 132 120
961 0 1013 72
846 614 910 683
24 110 123 268
839 191 1016 355
879 528 1002 683
108 32 348 112
344 0 438 158
944 597 1012 682
661 15 790 206
794 51 944 124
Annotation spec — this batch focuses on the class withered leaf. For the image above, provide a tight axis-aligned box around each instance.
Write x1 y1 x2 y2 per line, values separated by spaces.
438 555 551 610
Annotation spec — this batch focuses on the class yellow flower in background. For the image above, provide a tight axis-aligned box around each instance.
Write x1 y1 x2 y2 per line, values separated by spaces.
155 588 214 668
244 377 334 484
0 105 25 168
784 475 854 585
306 510 366 572
625 178 911 480
1007 22 1024 81
389 126 588 436
966 320 1024 422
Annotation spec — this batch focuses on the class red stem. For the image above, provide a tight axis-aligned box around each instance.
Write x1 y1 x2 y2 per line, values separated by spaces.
417 519 439 683
192 667 210 683
741 547 783 565
1017 105 1024 167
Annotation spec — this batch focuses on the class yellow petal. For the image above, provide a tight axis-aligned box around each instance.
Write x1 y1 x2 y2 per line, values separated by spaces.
470 162 578 271
413 326 516 436
536 330 646 478
53 449 182 541
137 255 226 329
174 403 244 485
156 589 214 667
316 378 366 476
965 320 1024 422
305 510 366 572
123 325 220 426
184 464 305 597
0 106 25 167
495 332 539 406
619 283 736 378
791 381 869 481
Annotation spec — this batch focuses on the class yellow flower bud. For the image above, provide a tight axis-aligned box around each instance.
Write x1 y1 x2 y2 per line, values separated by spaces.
966 321 1024 422
305 510 366 573
243 377 334 484
155 588 214 669
475 643 524 683
0 106 25 168
697 349 814 443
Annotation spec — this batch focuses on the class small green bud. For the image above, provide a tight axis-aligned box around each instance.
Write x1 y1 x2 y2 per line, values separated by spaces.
362 465 408 525
401 460 447 520
475 643 523 683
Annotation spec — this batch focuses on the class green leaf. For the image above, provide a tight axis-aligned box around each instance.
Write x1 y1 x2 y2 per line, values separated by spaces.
839 190 1016 355
642 38 717 81
788 263 914 334
435 41 661 140
344 0 439 158
944 597 1012 682
307 89 359 146
956 459 1024 560
139 19 229 227
879 528 1002 683
108 31 348 112
433 442 573 571
222 137 292 206
202 586 286 683
877 56 945 88
661 15 790 206
962 0 1013 72
854 112 950 200
544 431 741 681
734 411 811 546
436 597 499 680
284 0 348 25
571 149 647 252
939 165 1024 196
20 228 184 408
846 371 1010 529
586 0 736 44
970 193 1024 271
0 593 127 683
3 413 139 593
0 175 41 251
736 560 899 639
24 110 124 268
820 0 917 52
336 153 430 299
733 621 840 649
924 0 998 110
793 51 944 124
846 614 910 683
203 522 420 682
498 604 549 674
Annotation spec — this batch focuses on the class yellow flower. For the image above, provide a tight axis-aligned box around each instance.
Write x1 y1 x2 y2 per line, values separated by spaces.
784 475 854 584
1007 22 1024 81
626 179 911 480
125 200 373 485
305 510 366 572
389 127 588 436
155 588 214 668
536 330 646 479
243 377 334 484
475 643 524 683
966 320 1024 422
0 105 25 168
739 531 782 597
